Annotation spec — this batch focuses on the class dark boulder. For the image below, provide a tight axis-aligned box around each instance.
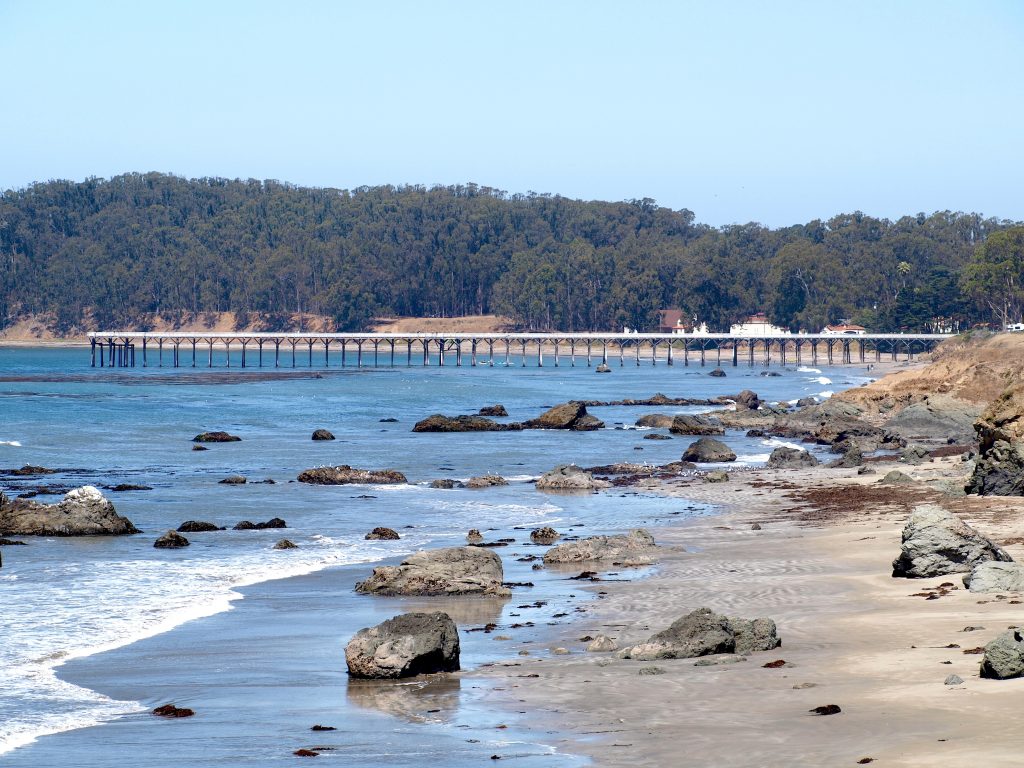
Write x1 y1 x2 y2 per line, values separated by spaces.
192 431 241 443
766 446 819 469
892 504 1012 578
412 414 522 432
233 518 287 530
345 611 460 679
681 437 737 463
618 608 779 660
154 530 190 549
530 526 560 544
219 475 247 485
828 446 864 468
734 390 761 411
478 404 508 417
312 429 336 441
298 466 408 485
669 415 725 436
365 527 401 540
273 539 298 550
524 402 604 431
966 440 1024 496
708 368 727 377
636 414 674 429
429 478 458 489
153 704 195 718
177 520 223 533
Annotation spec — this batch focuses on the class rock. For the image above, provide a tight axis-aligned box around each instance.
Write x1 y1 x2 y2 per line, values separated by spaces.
880 470 914 484
944 674 964 685
681 437 737 463
535 464 610 492
219 475 247 485
669 415 725 436
466 529 484 544
644 433 673 440
751 523 762 530
464 475 508 489
154 530 190 549
618 609 780 661
412 414 522 432
766 447 819 469
0 486 139 536
708 368 726 377
294 749 318 757
355 546 510 597
108 484 153 492
233 517 287 530
544 529 658 566
192 431 241 443
795 397 817 407
0 537 27 545
704 470 729 483
596 363 612 373
345 611 460 679
298 466 408 485
761 371 781 377
5 465 58 476
429 478 458 489
524 402 604 431
966 439 1024 496
734 390 761 411
637 666 666 675
552 647 570 655
963 561 1024 592
731 617 782 654
886 396 981 444
828 447 864 468
176 520 222 533
153 704 194 718
530 526 559 544
587 635 619 652
980 629 1024 679
192 445 208 451
773 400 885 447
379 418 398 423
478 405 508 417
810 705 842 716
273 538 298 549
636 414 674 429
365 527 400 540
901 444 930 465
312 429 336 441
694 656 747 667
891 504 1012 578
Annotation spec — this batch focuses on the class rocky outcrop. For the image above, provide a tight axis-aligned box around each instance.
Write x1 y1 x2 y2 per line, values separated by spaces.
478 404 508 417
669 415 725 436
535 464 611 492
464 475 508 489
298 466 408 485
635 414 674 429
219 475 247 485
192 431 241 442
885 396 981 444
273 539 298 550
524 402 604 431
530 526 559 544
891 504 1012 578
345 611 460 679
177 520 223 533
827 446 864 468
412 414 522 432
429 478 458 489
154 530 189 548
733 390 761 411
233 517 287 530
355 546 510 597
980 629 1024 680
365 527 401 540
618 608 780 660
312 429 336 441
0 486 139 536
966 440 1024 496
963 561 1024 592
766 446 819 469
543 529 658 566
681 437 737 463
773 400 888 449
880 470 914 484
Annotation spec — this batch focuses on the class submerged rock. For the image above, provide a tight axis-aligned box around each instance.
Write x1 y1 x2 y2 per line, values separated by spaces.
177 520 223 533
298 466 408 485
530 526 560 544
464 475 508 489
273 538 298 550
311 429 336 441
233 517 287 530
535 464 610 492
192 431 241 443
219 475 247 485
154 530 189 549
412 414 522 432
892 504 1011 578
365 526 401 540
681 437 737 463
345 611 460 679
355 546 510 596
0 486 139 537
429 478 459 489
466 529 484 544
543 529 658 566
708 368 726 377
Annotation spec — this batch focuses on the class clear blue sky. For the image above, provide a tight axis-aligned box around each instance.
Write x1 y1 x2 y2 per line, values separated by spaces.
1 0 1021 227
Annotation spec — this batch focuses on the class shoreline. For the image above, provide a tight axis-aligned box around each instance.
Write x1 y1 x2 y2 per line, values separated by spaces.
479 460 1024 766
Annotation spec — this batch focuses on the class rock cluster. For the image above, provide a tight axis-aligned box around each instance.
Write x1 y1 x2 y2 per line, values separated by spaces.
535 464 610 492
524 402 604 431
345 611 460 679
618 608 780 660
0 486 138 536
412 414 522 432
355 546 510 596
298 466 408 485
669 415 724 436
543 529 658 566
766 446 819 469
891 504 1012 578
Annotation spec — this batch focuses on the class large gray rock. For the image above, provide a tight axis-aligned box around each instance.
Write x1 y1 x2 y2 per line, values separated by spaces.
886 396 981 444
525 402 604 431
980 630 1024 680
345 611 460 679
636 413 674 429
766 446 819 469
0 486 139 536
891 504 1012 578
681 437 737 463
543 529 658 566
355 546 510 597
412 414 522 432
733 390 761 411
669 415 725 436
965 440 1024 496
618 608 780 660
297 465 408 485
535 464 611 492
963 561 1024 593
827 446 864 468
773 400 885 447
464 474 508 489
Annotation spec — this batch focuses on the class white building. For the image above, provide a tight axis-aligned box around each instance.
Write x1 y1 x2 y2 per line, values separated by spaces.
821 323 867 336
729 313 789 337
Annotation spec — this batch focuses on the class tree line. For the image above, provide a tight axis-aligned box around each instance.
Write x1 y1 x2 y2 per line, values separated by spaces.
0 172 1020 333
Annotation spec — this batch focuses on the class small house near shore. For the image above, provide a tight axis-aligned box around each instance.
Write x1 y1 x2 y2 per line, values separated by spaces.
656 309 687 334
729 313 789 337
821 323 867 336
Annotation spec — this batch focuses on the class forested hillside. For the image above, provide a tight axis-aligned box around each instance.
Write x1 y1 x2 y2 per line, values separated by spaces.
0 173 1018 333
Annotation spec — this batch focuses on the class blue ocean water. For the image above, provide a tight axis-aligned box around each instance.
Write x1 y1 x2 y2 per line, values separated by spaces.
0 347 869 764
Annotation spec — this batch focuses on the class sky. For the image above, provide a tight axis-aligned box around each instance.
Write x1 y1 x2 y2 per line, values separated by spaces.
1 0 1022 227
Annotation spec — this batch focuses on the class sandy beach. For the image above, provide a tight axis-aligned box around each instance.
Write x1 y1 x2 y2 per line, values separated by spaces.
479 457 1024 767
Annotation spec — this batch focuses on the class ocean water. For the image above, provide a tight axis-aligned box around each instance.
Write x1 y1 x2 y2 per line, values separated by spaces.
0 347 873 765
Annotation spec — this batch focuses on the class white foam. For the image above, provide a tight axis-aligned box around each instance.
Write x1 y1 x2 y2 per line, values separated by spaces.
0 440 22 447
735 453 771 465
809 376 832 386
797 366 822 374
818 390 834 399
761 438 806 452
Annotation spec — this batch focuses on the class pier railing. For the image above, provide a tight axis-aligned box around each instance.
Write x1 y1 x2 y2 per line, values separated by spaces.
86 331 952 369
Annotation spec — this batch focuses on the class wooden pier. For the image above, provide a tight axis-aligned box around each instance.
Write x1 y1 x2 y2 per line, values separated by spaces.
87 331 952 369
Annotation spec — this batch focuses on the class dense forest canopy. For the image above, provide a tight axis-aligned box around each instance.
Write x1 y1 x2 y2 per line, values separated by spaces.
0 173 1020 333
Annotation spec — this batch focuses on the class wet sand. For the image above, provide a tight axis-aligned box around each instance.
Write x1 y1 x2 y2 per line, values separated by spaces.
481 459 1024 767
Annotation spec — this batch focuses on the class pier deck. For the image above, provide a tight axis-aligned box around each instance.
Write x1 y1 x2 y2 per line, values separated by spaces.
87 331 951 369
